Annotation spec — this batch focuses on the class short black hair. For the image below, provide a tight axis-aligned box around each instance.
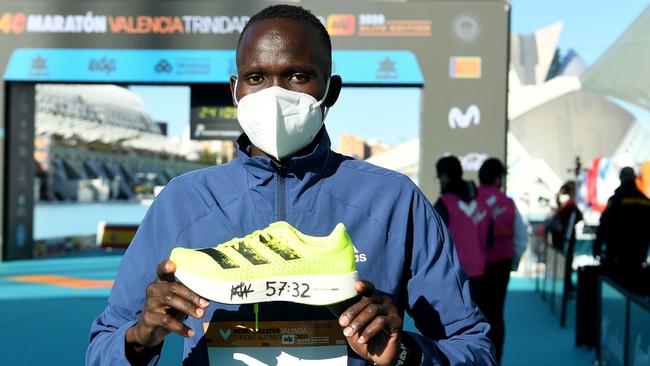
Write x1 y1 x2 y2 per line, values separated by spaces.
479 158 505 185
619 166 636 183
559 181 576 196
238 5 332 54
436 156 463 181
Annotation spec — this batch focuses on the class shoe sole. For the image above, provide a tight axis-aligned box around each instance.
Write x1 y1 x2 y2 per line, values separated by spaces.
174 269 358 306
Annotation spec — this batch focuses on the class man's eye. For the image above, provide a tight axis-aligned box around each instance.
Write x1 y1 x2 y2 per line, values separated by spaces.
246 75 264 84
290 74 309 83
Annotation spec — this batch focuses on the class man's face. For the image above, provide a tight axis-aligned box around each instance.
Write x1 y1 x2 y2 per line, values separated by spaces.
438 174 450 190
231 18 341 108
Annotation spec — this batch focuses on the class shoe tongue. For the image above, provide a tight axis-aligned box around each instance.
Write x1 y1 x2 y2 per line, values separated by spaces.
267 221 291 231
266 221 297 239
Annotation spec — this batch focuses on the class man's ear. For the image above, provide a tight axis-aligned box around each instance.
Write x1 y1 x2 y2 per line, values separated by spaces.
324 75 342 108
229 75 238 106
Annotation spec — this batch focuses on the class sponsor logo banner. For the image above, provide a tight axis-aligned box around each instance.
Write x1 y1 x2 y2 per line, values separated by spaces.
1 11 433 37
204 320 346 348
5 48 424 85
358 13 431 37
448 105 480 129
326 14 355 36
459 152 489 172
449 57 482 79
452 14 481 43
0 12 249 35
205 319 348 365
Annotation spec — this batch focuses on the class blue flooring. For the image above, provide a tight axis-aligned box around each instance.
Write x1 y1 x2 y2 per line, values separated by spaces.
500 277 593 366
0 256 593 365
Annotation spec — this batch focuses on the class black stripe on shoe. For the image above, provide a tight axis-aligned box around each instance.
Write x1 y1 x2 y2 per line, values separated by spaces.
197 248 239 269
233 241 270 265
259 235 301 260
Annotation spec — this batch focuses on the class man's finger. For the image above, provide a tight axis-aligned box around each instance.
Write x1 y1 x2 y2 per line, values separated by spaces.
342 302 386 339
139 307 192 337
355 280 375 297
358 311 402 344
339 296 371 327
155 292 206 319
169 281 210 308
338 279 382 328
156 309 195 337
155 260 176 283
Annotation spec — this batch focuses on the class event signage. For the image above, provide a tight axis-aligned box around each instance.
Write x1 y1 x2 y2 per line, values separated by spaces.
4 48 423 85
0 0 508 260
190 84 242 140
0 11 433 37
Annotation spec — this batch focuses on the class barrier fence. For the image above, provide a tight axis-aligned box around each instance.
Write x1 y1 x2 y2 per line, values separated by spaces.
530 225 650 365
599 276 650 366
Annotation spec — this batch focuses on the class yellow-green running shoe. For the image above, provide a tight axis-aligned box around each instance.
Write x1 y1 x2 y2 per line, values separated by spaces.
170 221 358 305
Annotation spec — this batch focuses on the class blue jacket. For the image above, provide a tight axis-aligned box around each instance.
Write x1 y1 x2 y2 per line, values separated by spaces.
87 131 495 365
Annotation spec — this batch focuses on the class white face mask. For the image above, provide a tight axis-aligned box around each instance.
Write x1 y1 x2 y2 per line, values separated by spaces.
558 194 571 205
234 79 330 160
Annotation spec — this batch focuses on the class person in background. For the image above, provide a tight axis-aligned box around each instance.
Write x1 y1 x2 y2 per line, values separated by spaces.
434 156 492 303
477 158 527 363
549 181 582 253
594 167 650 293
545 181 582 295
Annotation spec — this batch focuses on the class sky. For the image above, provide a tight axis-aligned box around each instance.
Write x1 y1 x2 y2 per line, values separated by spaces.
128 85 190 138
510 0 648 66
326 87 421 147
130 1 649 143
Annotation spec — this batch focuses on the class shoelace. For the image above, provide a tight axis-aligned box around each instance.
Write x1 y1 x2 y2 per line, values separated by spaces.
221 230 269 249
248 230 288 250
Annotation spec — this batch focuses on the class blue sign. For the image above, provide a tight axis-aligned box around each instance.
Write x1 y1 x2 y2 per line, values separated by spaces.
3 48 423 85
16 223 26 248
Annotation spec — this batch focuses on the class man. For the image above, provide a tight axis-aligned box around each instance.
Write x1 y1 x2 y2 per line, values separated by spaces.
87 5 495 365
434 156 491 303
476 158 527 363
594 167 650 292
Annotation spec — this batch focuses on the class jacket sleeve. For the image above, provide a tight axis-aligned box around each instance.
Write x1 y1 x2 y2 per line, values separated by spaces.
402 188 496 365
512 206 528 259
86 181 193 365
594 206 611 258
433 199 449 226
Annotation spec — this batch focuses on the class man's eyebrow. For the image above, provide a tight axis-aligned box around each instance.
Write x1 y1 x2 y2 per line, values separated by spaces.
239 63 322 76
282 64 320 74
237 65 267 75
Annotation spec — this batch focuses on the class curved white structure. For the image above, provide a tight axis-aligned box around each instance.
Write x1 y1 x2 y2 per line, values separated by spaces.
35 84 186 154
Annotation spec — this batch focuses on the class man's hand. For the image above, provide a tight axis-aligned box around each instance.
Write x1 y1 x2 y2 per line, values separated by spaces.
337 280 403 366
125 260 209 351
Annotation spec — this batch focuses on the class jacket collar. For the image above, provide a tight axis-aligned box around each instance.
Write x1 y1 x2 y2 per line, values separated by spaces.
235 128 333 179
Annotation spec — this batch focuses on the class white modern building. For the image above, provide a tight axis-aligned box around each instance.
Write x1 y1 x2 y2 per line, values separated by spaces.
366 7 650 219
35 84 199 155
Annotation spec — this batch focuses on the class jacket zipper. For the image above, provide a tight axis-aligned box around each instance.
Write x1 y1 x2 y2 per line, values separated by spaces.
276 164 287 221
